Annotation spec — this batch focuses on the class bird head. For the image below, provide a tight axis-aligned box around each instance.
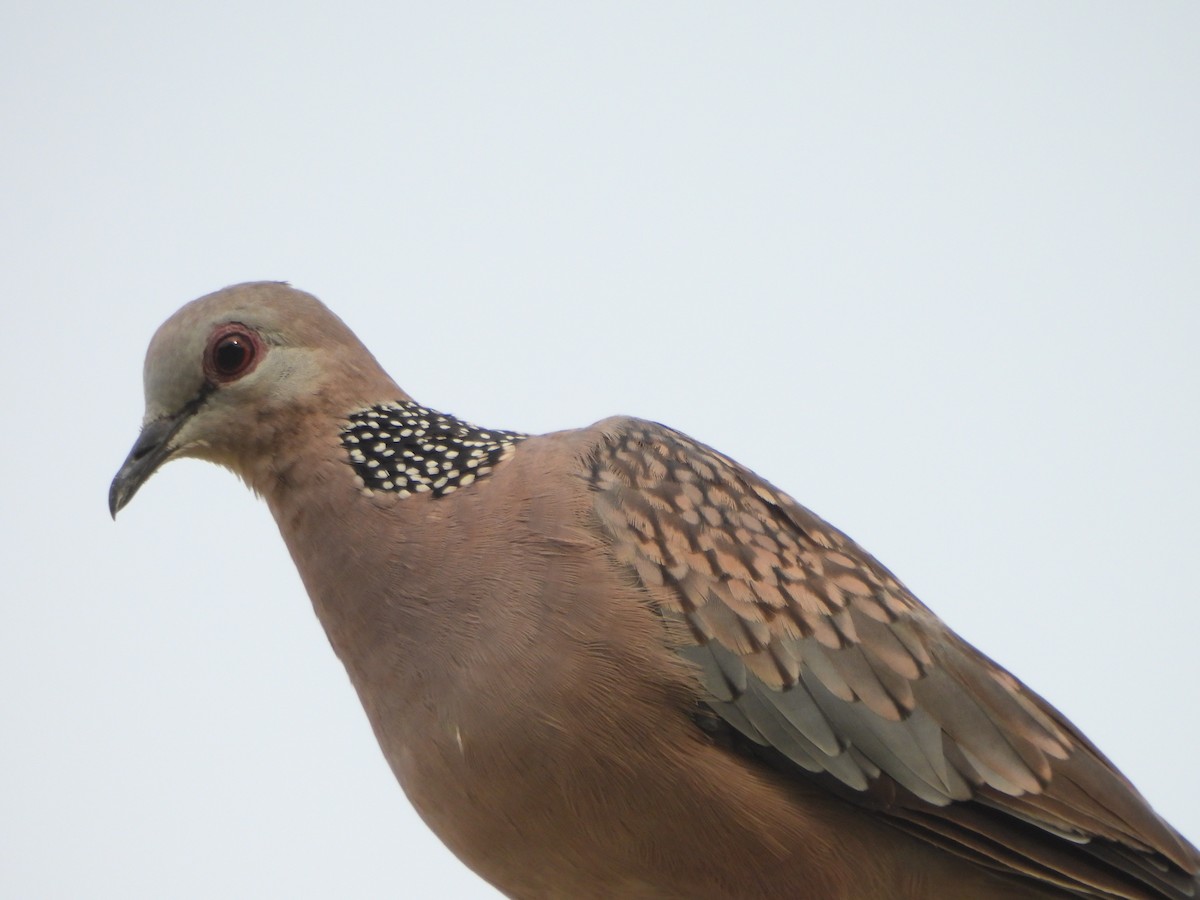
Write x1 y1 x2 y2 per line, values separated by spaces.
109 281 397 516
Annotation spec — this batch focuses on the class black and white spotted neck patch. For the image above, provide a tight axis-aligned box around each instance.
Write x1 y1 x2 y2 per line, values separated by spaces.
340 401 527 498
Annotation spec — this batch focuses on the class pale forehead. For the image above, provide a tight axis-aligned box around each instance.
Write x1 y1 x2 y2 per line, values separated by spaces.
152 282 325 339
140 281 341 417
145 281 356 358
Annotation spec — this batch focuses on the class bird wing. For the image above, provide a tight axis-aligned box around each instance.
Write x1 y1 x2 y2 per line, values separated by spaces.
586 418 1199 900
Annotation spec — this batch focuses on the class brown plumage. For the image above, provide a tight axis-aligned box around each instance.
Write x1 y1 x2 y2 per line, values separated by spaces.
111 282 1198 899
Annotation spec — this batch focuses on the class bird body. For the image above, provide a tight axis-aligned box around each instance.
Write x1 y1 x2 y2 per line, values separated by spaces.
111 283 1199 899
266 416 1049 898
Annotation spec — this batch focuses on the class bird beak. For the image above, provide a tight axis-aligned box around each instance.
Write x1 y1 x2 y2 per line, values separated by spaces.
109 409 193 518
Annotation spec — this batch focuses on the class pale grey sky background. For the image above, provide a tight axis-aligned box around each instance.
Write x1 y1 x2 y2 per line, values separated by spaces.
2 4 1197 898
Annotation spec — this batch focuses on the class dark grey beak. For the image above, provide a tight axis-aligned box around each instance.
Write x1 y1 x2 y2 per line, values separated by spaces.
109 411 193 518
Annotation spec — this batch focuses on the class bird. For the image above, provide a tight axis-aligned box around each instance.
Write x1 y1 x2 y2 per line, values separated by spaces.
110 281 1198 899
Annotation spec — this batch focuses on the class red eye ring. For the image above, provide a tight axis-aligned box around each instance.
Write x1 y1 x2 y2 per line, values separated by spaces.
204 325 262 382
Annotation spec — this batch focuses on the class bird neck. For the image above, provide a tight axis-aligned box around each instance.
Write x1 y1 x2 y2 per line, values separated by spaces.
253 397 525 691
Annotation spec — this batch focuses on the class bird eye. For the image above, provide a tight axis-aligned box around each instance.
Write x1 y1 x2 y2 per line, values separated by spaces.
205 326 261 382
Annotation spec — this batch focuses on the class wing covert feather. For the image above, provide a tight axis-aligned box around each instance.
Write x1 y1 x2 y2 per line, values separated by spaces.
586 418 1199 899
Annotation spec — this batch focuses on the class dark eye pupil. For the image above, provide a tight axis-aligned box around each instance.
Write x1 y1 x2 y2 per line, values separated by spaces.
206 328 258 380
215 337 247 373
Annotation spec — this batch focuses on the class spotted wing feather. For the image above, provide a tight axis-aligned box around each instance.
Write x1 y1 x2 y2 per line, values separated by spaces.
587 418 1199 899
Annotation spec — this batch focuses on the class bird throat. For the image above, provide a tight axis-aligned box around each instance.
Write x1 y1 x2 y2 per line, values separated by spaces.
340 401 526 498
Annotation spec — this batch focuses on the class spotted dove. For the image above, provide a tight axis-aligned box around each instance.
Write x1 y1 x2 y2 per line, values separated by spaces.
110 282 1199 899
